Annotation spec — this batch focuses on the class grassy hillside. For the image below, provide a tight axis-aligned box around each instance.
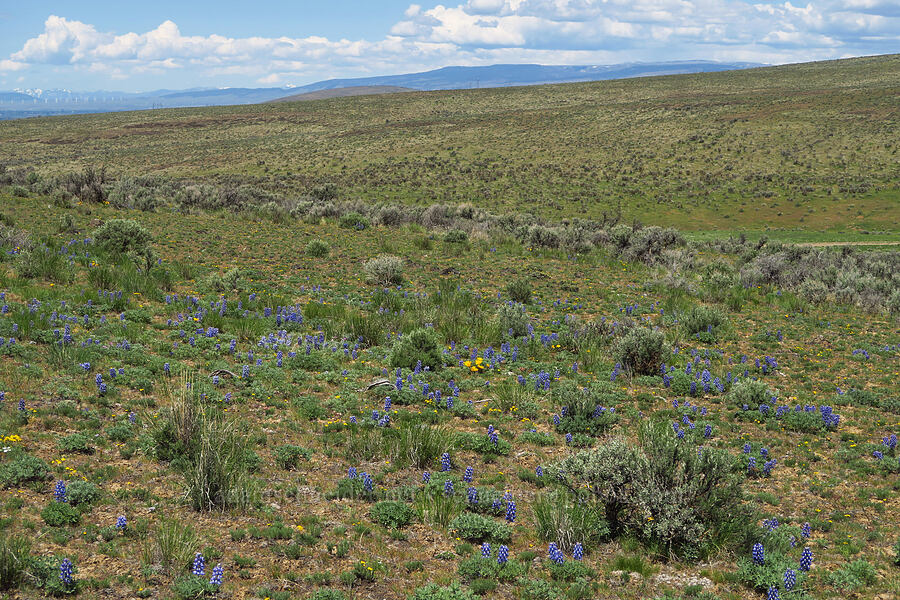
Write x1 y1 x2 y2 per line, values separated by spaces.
1 54 898 233
1 188 900 599
265 86 415 103
0 54 899 600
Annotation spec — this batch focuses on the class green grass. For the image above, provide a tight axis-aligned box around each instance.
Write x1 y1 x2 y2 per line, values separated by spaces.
0 55 898 599
1 54 898 233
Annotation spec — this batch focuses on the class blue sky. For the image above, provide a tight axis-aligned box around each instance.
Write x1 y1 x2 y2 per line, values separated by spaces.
1 0 897 91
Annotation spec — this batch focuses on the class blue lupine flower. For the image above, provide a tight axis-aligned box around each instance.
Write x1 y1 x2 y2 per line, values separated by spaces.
752 543 764 565
548 543 564 564
497 545 509 565
784 568 796 591
506 501 516 523
536 465 543 477
440 452 451 472
209 564 224 586
362 473 373 493
115 515 127 530
873 450 884 460
467 487 478 504
422 472 430 484
704 424 712 438
192 553 206 576
59 558 74 586
767 586 779 600
481 543 491 558
464 466 473 482
444 479 454 496
54 480 67 503
799 547 812 571
565 433 572 444
348 467 357 479
801 523 811 538
573 543 583 560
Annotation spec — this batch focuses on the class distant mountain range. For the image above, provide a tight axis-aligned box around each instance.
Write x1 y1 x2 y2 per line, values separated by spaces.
0 61 759 120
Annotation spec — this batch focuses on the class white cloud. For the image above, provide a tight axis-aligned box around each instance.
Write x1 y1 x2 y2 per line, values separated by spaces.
2 3 897 88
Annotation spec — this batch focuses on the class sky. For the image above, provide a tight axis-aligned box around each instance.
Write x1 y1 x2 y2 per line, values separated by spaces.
0 0 897 92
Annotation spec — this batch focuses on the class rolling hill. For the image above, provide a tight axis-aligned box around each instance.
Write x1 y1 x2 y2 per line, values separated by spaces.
0 54 897 233
266 86 414 103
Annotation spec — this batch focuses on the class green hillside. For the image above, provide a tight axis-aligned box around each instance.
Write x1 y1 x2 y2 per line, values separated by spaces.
1 54 898 233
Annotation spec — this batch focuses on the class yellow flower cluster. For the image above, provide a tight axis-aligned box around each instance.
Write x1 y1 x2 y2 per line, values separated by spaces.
463 357 486 373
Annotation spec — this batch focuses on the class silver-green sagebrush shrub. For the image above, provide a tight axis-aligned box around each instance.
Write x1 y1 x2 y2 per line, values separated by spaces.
726 379 775 411
614 327 669 375
389 327 443 371
551 421 752 559
363 254 404 285
497 302 530 337
92 218 156 271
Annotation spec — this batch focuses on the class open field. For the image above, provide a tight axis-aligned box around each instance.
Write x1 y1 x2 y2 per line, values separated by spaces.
0 54 899 600
0 185 899 599
1 54 898 234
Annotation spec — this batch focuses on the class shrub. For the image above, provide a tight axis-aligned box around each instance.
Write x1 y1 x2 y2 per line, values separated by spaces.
66 481 101 507
92 218 156 270
16 246 71 283
449 513 512 543
306 239 330 257
59 165 107 203
339 212 369 230
497 302 530 338
614 327 668 375
363 254 404 285
311 183 337 201
680 306 727 341
551 421 752 559
506 278 532 304
274 445 312 470
726 379 774 411
390 327 443 371
0 453 50 488
444 229 469 244
206 268 243 293
0 536 31 590
620 226 683 264
370 501 414 529
41 502 81 527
